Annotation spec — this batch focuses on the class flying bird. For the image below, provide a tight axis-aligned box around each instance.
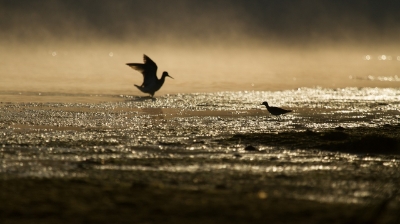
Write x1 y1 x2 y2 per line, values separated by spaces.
126 54 173 97
261 101 292 119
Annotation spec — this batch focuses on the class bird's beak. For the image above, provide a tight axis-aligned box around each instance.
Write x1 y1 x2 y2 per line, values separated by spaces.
168 75 174 79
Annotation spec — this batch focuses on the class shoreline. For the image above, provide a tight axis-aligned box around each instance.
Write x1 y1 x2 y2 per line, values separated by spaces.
1 84 400 103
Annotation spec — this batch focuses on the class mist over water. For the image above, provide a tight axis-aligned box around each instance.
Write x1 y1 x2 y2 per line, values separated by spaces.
2 42 400 96
1 0 400 96
2 2 400 222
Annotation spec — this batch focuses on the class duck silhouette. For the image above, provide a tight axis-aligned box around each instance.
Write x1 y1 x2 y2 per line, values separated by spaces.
126 54 173 97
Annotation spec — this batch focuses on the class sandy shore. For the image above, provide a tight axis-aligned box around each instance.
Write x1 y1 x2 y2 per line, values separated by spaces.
2 178 399 224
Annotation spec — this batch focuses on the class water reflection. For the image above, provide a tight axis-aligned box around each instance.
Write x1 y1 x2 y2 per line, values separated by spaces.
0 88 400 205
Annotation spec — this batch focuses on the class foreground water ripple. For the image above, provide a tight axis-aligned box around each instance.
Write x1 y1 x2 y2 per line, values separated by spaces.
1 87 400 205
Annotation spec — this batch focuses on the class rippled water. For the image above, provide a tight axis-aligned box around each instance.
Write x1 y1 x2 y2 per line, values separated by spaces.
1 87 400 205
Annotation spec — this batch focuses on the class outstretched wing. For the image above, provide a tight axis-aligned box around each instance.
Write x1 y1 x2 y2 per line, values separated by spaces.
126 54 158 87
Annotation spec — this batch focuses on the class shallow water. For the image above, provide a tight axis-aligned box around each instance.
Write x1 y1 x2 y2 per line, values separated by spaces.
1 87 400 205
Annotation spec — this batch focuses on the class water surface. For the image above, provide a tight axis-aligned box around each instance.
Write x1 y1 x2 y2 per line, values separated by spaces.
1 87 400 207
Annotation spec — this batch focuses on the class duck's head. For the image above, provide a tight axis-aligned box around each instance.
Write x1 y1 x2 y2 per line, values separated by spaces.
261 101 269 107
162 71 173 79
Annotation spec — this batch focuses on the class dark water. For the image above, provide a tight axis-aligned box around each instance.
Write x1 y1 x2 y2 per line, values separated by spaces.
1 87 400 205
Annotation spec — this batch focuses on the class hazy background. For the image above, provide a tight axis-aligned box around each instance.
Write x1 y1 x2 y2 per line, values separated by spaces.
1 0 400 95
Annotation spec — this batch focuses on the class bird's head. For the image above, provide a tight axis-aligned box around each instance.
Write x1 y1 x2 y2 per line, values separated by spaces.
261 101 269 107
162 72 173 79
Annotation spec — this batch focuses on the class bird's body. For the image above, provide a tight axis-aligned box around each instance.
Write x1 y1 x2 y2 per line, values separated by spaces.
261 101 292 117
126 54 173 97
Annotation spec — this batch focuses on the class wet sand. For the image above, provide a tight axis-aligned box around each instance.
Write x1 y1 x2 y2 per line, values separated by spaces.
2 178 398 224
1 89 400 223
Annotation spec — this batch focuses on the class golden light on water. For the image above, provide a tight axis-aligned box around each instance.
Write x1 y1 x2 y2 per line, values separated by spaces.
1 43 400 96
2 3 400 223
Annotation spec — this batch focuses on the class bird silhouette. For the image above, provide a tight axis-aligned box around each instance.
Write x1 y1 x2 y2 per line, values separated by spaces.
261 101 292 119
126 54 173 97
